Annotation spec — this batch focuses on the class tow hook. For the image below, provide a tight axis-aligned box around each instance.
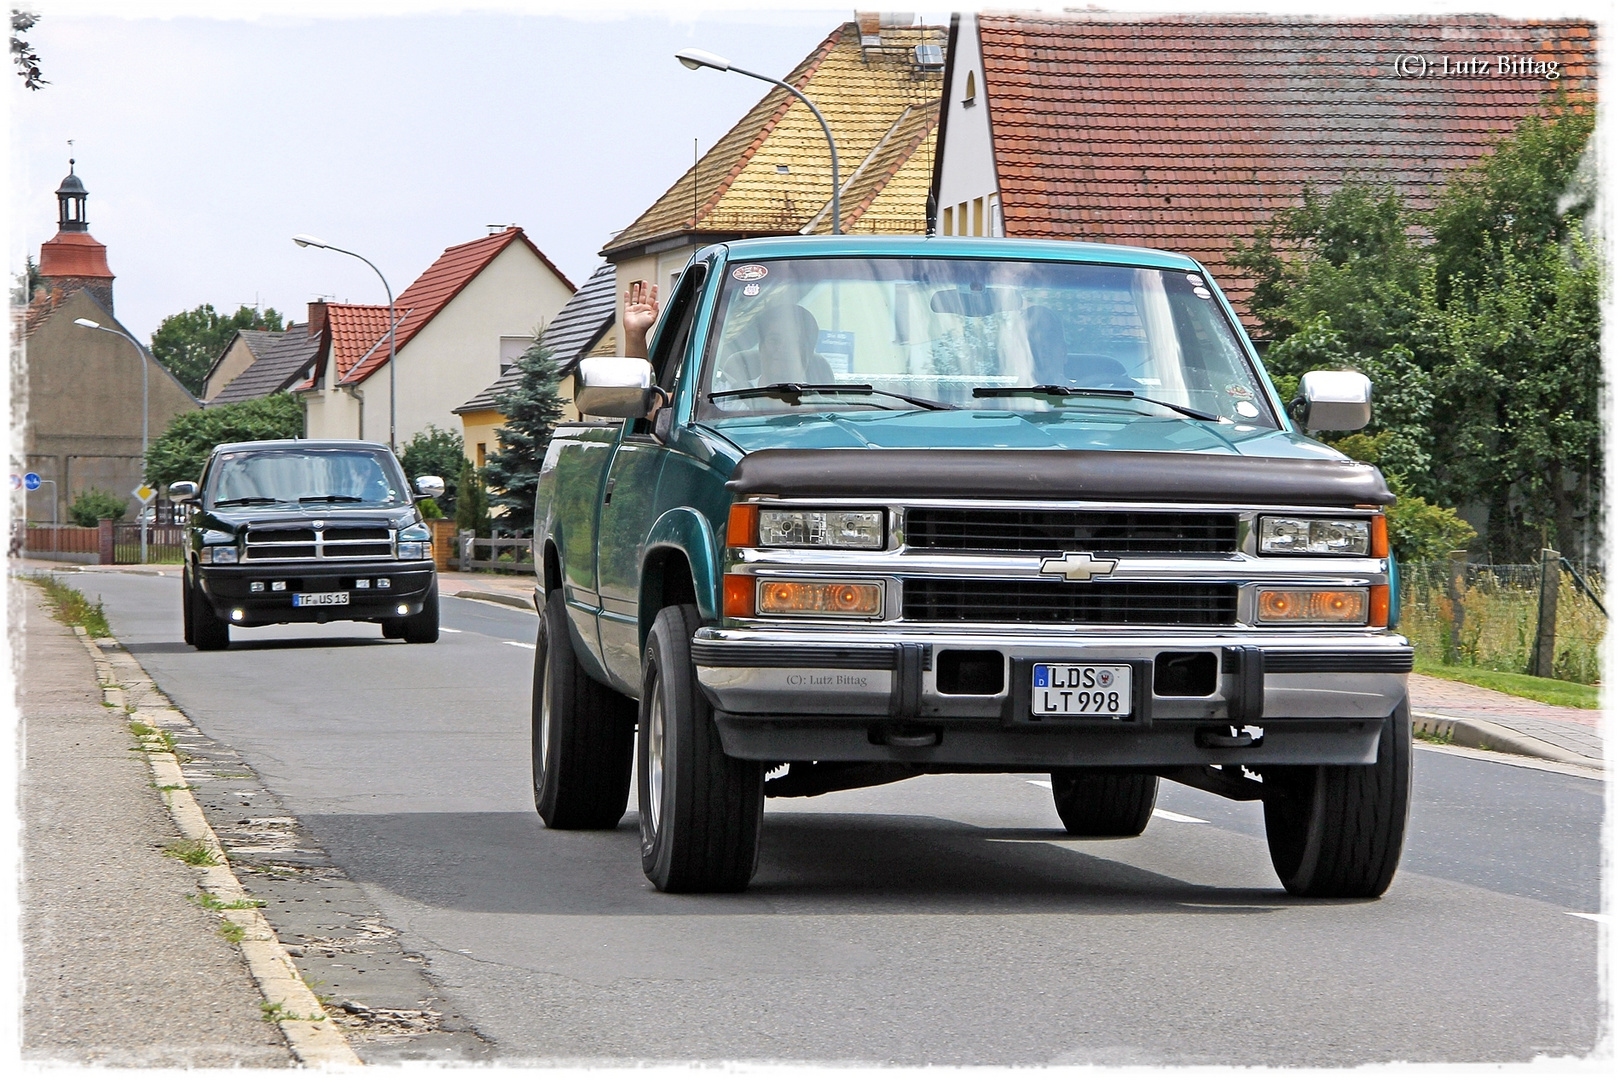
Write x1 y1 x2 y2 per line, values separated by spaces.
1197 724 1265 749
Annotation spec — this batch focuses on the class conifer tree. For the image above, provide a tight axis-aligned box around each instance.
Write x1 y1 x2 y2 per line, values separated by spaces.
484 342 563 536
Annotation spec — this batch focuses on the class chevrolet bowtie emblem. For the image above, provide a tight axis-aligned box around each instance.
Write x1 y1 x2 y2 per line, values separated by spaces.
1039 551 1118 581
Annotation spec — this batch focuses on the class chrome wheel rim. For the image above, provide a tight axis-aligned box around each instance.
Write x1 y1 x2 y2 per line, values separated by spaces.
538 648 552 771
647 684 666 835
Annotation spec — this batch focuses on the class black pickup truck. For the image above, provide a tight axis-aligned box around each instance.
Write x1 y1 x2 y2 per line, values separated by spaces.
169 439 442 650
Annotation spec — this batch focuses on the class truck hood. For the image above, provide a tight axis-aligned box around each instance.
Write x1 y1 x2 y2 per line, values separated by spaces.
705 408 1340 459
194 504 419 535
706 411 1394 506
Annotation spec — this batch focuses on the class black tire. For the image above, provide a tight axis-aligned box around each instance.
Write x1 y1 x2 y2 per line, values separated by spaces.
181 567 195 646
190 576 229 651
401 581 440 644
638 604 764 893
532 589 636 829
379 618 406 639
1262 698 1412 898
1050 768 1158 837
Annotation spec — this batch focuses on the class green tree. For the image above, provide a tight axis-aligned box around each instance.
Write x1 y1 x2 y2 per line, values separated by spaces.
150 303 285 397
67 487 125 526
454 458 491 539
483 342 563 536
399 424 463 516
143 392 303 490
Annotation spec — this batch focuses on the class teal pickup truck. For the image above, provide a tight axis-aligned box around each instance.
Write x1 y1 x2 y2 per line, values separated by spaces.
532 236 1411 898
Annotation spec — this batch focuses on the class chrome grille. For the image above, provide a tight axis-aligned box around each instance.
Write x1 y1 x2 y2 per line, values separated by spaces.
905 508 1239 554
244 523 394 561
902 579 1238 626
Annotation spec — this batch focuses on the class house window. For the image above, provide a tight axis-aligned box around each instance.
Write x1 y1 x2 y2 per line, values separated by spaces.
973 197 984 236
476 442 487 468
942 205 954 235
499 335 531 373
990 194 1003 237
963 70 977 107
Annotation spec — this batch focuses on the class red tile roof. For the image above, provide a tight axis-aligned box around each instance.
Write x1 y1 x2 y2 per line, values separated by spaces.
340 227 574 385
294 303 393 391
970 13 1597 321
38 230 113 278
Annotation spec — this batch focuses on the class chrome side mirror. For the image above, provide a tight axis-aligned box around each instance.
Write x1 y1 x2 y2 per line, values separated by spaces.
1294 370 1372 432
414 475 446 499
168 480 199 502
575 356 660 418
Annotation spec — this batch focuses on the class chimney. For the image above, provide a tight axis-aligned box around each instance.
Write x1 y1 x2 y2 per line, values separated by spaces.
307 300 328 335
856 12 881 48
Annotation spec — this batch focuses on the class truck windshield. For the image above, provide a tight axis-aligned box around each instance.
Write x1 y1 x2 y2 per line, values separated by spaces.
698 256 1276 426
207 448 411 509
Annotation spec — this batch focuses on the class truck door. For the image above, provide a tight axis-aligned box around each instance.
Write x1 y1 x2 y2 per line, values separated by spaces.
595 263 708 694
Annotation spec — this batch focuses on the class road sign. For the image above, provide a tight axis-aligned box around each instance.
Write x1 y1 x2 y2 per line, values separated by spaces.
133 483 156 504
24 472 41 491
8 474 20 490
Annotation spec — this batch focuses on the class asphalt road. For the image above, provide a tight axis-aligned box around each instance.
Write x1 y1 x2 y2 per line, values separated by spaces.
75 569 1604 1066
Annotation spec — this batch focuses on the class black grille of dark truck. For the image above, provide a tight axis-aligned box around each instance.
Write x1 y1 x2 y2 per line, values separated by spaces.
902 579 1239 625
904 509 1239 554
243 524 393 561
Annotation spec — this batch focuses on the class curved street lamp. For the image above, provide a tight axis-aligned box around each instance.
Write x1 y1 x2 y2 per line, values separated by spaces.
74 316 150 562
293 234 398 452
676 48 841 235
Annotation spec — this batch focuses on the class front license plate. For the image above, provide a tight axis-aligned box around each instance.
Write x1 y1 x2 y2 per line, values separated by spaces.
292 591 349 607
1032 663 1132 717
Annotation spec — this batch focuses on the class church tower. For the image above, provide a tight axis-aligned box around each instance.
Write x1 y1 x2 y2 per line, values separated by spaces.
37 160 115 312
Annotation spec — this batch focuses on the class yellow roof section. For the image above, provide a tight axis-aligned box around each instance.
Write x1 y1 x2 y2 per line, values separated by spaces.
605 21 946 255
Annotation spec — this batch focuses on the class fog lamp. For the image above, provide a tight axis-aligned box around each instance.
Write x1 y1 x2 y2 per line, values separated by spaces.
396 604 409 615
757 579 883 618
1257 588 1368 624
230 608 245 622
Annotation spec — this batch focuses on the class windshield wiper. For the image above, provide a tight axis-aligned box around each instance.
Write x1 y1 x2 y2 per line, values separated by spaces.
971 385 1222 423
298 495 365 504
212 496 282 507
710 383 955 411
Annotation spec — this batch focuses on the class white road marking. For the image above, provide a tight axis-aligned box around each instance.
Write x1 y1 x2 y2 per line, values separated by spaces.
1152 808 1209 824
1566 912 1608 924
503 640 536 650
1025 779 1053 789
440 627 463 633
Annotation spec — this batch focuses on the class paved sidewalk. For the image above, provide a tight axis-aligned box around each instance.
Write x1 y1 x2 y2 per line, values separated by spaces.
14 581 292 1067
1408 674 1604 768
438 568 535 609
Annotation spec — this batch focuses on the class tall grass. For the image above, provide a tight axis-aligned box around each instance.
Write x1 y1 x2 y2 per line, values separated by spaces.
1399 563 1605 685
22 572 113 638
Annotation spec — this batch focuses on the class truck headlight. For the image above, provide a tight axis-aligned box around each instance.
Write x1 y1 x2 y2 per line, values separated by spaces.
1257 588 1369 624
200 545 238 565
1258 517 1371 556
750 508 885 550
397 523 431 560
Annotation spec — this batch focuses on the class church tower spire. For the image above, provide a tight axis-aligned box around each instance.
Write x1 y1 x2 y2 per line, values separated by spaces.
38 159 115 312
56 159 89 232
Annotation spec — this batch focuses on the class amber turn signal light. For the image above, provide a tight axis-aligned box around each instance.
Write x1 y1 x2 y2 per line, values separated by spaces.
757 579 884 618
1371 514 1389 559
1257 588 1369 624
722 574 755 618
1369 584 1390 628
727 504 759 547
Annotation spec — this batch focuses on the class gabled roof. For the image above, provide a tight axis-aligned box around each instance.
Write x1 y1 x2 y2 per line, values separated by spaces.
603 20 946 258
208 323 322 405
454 262 618 415
963 13 1598 318
294 303 396 392
340 227 574 386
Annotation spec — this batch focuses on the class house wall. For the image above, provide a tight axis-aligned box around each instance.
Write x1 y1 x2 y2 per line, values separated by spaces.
612 249 694 355
302 345 363 441
22 289 200 520
935 14 1002 237
361 241 572 448
203 335 258 402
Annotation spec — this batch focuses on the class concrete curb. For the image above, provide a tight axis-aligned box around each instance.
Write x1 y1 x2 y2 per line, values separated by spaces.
72 627 364 1068
453 589 535 612
1413 709 1603 771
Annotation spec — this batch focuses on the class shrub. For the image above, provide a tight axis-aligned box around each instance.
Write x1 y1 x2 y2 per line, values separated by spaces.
417 497 443 520
399 425 464 516
68 488 127 526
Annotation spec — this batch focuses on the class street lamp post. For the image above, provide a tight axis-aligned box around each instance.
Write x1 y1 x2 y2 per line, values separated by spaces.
74 317 148 562
293 235 397 452
675 48 841 235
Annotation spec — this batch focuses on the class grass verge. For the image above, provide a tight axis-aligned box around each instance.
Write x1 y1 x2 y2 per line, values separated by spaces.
1413 660 1600 709
163 839 220 867
21 572 111 637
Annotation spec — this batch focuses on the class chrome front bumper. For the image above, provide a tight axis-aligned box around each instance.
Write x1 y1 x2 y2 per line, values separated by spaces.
691 626 1411 767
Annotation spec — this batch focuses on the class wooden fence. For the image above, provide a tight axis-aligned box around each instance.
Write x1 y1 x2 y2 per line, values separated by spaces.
458 531 535 574
23 523 100 557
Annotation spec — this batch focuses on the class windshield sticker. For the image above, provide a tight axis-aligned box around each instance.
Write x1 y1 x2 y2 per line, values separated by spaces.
742 283 760 297
1235 400 1260 418
732 264 769 282
1225 383 1254 399
1193 287 1213 299
817 330 855 374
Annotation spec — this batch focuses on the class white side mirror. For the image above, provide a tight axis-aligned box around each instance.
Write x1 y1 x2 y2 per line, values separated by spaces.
168 480 199 502
415 475 446 499
576 356 660 418
1296 370 1372 432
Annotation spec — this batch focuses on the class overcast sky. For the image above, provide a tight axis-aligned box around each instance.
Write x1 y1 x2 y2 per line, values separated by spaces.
6 0 1604 343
